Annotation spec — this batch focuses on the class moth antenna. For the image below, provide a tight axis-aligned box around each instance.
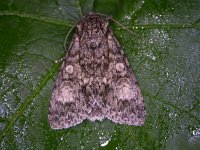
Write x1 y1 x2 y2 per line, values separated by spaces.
64 24 76 51
94 13 135 35
109 17 135 35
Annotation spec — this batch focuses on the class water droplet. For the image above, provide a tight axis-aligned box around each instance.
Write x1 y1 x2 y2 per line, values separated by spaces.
189 128 200 143
149 39 153 44
0 123 6 130
124 15 131 20
0 105 5 117
100 139 110 147
80 145 84 149
152 56 156 60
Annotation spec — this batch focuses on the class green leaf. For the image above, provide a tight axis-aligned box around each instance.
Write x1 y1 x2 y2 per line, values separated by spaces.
0 0 200 149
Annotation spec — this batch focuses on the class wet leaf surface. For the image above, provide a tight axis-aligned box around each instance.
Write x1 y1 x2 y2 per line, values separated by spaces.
0 0 200 149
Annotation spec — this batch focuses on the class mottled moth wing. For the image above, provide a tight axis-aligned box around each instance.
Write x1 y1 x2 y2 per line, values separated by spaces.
105 33 146 125
48 33 88 129
48 13 146 129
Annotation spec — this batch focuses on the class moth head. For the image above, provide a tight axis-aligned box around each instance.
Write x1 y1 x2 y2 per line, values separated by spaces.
76 14 110 35
76 14 110 51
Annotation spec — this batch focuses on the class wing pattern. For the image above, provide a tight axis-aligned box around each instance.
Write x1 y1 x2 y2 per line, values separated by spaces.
48 13 146 129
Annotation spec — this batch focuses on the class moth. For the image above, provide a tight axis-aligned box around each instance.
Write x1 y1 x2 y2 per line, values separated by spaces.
48 13 146 129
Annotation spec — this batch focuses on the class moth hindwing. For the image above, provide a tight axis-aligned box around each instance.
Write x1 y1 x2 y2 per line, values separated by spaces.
48 13 146 129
